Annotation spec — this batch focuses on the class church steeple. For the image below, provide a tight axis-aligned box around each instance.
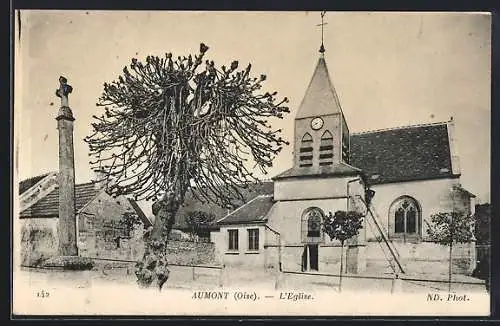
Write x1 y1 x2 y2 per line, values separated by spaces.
295 12 343 120
295 54 343 119
293 11 351 169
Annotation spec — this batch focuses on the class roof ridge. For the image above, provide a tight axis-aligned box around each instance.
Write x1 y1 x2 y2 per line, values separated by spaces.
49 181 98 189
19 172 52 183
351 120 449 135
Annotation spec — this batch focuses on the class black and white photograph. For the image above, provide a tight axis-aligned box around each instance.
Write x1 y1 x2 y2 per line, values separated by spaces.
12 10 491 316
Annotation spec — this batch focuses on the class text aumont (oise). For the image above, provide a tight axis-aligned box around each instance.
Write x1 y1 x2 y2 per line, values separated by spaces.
191 291 314 301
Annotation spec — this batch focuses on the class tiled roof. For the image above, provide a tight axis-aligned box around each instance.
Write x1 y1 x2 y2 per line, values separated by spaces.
217 195 274 225
20 182 100 218
19 173 50 194
273 162 361 180
173 181 274 230
350 122 455 185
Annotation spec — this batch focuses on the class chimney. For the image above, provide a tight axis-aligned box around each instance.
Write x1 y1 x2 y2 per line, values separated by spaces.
55 76 78 256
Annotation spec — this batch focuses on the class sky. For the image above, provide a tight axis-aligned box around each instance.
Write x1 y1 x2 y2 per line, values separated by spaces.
14 11 492 217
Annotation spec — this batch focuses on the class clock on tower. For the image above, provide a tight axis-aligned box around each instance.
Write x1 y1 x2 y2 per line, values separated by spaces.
311 117 324 130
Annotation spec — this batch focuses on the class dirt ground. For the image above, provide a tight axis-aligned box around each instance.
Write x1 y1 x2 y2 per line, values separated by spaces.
17 263 488 295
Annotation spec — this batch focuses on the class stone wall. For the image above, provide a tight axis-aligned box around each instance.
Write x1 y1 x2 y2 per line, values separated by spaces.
19 218 59 266
261 241 474 277
77 191 150 261
78 221 146 261
165 240 217 265
364 241 476 276
20 217 215 267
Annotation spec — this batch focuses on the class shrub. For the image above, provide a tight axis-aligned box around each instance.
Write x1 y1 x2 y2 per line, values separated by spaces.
43 256 95 271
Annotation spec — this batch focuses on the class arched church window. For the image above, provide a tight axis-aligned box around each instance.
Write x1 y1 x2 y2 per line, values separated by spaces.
389 196 421 240
319 130 334 166
301 207 324 243
299 133 313 167
308 212 322 237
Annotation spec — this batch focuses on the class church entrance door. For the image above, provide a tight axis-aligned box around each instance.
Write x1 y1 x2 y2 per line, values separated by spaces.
301 244 319 271
308 244 319 271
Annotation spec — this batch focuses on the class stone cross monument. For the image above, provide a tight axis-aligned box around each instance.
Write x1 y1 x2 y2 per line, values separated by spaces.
55 76 78 256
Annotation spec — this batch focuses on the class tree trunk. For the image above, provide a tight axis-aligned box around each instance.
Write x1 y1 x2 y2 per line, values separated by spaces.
135 192 181 290
448 241 453 293
339 240 344 293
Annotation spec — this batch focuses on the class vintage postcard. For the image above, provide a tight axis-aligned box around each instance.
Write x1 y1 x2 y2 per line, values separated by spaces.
12 10 491 316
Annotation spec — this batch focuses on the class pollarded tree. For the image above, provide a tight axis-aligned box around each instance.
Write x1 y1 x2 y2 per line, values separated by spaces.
84 43 289 289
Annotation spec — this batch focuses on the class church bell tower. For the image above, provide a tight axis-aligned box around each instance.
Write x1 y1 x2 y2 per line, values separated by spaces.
293 25 350 171
271 12 366 275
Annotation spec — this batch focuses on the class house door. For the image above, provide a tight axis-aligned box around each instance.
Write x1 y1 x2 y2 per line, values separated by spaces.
301 244 319 271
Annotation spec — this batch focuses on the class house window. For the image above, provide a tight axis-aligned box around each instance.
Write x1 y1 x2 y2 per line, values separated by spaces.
228 229 239 250
248 228 259 251
389 196 421 239
299 133 313 167
319 130 334 166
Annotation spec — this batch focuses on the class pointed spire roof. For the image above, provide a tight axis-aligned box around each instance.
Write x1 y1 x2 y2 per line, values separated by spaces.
295 54 343 119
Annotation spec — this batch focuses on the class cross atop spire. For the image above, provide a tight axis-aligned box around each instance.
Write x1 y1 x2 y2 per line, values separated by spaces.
316 11 328 54
55 76 75 121
55 76 73 108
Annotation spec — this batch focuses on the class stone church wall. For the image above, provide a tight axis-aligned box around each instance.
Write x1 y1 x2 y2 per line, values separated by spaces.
277 245 346 273
212 176 476 276
318 245 343 273
274 175 364 202
267 198 357 245
363 177 476 275
281 246 304 271
367 177 462 239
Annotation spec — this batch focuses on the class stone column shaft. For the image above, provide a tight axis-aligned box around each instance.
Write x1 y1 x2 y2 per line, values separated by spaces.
55 76 78 256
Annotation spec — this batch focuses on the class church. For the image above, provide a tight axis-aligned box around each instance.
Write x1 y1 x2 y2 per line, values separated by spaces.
209 42 477 277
